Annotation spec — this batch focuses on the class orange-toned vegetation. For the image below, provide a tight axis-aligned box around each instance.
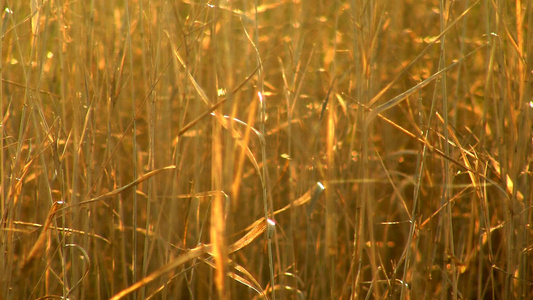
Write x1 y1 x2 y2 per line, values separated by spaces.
1 1 531 299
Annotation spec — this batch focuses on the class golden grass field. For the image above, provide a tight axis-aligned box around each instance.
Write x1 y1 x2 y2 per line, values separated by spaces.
1 0 532 299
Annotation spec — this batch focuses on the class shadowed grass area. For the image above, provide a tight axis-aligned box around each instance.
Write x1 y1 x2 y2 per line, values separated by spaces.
1 0 532 299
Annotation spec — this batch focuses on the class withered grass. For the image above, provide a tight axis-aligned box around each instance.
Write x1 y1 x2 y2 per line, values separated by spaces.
1 0 532 299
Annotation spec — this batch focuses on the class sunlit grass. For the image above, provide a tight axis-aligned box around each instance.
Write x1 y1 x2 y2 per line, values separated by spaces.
1 0 531 299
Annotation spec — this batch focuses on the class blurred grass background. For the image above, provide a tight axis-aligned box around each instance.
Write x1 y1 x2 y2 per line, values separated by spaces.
1 0 532 299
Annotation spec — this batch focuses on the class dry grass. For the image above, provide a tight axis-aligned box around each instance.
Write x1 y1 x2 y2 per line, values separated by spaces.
1 0 532 299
